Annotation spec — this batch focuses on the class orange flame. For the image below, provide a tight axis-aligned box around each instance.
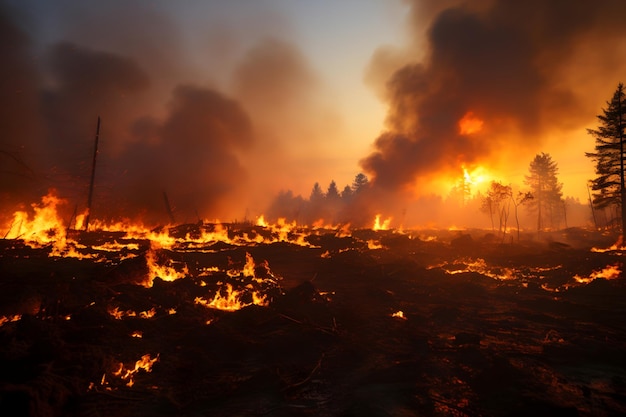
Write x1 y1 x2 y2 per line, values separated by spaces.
112 353 159 387
144 248 189 287
194 283 268 311
573 263 621 284
373 214 391 231
458 111 484 135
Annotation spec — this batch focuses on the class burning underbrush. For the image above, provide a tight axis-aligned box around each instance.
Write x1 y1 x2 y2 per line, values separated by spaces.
1 209 625 415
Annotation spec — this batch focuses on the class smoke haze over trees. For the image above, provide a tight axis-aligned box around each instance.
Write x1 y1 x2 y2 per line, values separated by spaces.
0 0 623 229
362 0 626 196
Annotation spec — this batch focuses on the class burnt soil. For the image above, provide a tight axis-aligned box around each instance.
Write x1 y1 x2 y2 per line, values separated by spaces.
1 226 625 416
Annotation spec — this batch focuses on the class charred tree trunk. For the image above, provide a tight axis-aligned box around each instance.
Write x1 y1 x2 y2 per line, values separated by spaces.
163 191 176 224
617 95 626 239
587 183 598 230
84 117 100 231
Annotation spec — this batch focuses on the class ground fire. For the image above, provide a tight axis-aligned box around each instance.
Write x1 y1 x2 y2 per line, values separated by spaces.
1 191 625 416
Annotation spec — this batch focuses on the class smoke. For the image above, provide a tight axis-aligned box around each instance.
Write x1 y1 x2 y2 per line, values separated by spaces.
231 37 341 210
362 0 626 193
0 0 330 224
42 42 150 184
115 85 253 223
0 6 45 205
5 0 622 228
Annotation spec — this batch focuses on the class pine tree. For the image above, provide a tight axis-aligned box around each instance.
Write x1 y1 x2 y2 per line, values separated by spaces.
352 173 369 193
586 83 626 235
340 185 353 200
524 153 563 231
310 182 325 202
326 180 340 200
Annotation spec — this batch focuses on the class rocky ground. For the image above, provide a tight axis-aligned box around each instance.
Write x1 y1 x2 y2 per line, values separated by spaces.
0 226 625 416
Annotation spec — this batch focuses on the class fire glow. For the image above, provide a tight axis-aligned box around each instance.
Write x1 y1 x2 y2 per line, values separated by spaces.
458 111 484 135
111 354 159 388
573 264 621 284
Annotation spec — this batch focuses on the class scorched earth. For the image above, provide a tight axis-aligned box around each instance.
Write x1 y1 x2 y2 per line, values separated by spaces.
0 201 625 416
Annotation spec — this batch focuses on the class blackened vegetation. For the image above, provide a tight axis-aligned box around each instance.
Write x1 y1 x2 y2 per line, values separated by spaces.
1 226 626 416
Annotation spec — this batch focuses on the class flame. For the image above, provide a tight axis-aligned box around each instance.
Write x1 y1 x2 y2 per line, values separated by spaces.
373 214 392 231
195 252 275 311
256 214 268 227
0 314 22 327
4 190 68 253
242 252 256 278
2 193 321 262
458 111 484 135
367 240 384 250
112 353 159 387
194 283 268 311
573 263 621 284
433 257 515 280
391 311 406 320
144 248 189 287
108 307 157 320
336 223 352 237
462 165 490 187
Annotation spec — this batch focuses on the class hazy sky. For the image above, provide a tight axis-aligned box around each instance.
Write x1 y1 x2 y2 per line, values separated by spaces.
2 0 626 224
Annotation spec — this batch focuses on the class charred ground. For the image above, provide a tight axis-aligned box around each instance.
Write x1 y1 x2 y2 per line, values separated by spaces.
0 225 625 416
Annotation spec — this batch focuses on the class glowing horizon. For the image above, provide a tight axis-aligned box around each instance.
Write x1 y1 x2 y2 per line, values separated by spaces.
1 1 624 229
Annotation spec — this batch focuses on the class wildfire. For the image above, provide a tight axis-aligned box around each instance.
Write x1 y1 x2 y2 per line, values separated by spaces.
391 310 407 320
458 111 484 135
194 252 276 312
4 191 68 252
573 263 621 284
256 215 268 227
144 248 189 287
433 257 515 281
462 165 489 187
373 214 392 231
194 283 268 311
108 307 157 320
112 353 159 387
0 314 22 327
367 240 384 250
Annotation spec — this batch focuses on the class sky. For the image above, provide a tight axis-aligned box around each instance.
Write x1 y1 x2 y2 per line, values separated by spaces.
2 0 626 226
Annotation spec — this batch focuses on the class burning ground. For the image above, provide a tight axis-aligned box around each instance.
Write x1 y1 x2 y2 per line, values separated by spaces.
2 1 626 415
1 201 626 416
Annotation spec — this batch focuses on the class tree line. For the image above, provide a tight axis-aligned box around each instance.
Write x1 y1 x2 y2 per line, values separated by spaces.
477 82 626 236
264 82 625 233
265 173 372 225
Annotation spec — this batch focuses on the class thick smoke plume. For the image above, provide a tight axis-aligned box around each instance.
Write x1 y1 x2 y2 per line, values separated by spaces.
362 0 626 192
0 1 328 225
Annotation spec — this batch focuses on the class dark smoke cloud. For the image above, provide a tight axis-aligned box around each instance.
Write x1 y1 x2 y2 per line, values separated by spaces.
0 7 45 205
42 43 150 183
110 85 253 223
1 0 335 225
0 1 264 224
362 0 626 191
